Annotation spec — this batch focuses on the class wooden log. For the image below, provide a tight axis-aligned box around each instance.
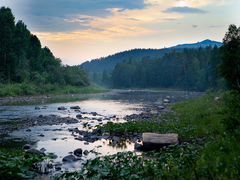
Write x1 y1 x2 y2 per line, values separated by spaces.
142 133 178 150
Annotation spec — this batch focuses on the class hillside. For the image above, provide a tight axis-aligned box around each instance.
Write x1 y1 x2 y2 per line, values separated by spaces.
0 7 92 96
81 40 222 74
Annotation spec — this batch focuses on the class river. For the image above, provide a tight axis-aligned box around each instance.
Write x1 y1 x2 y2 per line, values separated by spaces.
0 89 201 176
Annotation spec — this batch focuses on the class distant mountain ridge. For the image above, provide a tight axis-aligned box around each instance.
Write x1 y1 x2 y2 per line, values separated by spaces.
171 39 223 49
81 39 223 74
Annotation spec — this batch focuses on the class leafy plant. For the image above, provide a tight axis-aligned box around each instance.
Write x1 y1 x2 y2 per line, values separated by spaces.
0 149 43 180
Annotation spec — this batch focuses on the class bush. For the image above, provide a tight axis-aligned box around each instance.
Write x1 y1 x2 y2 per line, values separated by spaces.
0 149 42 180
222 91 240 132
220 24 240 92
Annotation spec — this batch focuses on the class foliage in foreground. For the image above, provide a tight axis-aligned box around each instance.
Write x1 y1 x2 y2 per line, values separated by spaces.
60 135 240 180
59 92 240 180
59 143 202 180
0 148 43 180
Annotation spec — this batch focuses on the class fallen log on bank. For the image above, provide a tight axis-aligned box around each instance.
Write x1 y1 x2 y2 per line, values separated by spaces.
142 133 179 150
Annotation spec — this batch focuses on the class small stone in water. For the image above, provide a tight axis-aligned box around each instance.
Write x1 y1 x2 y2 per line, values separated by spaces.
84 142 89 145
91 112 97 116
73 148 83 157
83 150 89 155
70 106 81 110
55 166 61 171
58 106 67 110
23 144 31 150
40 148 46 152
35 106 40 110
76 114 83 119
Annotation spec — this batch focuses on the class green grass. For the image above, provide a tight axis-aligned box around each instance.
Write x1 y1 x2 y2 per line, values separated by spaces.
0 83 108 97
97 93 225 141
59 92 240 180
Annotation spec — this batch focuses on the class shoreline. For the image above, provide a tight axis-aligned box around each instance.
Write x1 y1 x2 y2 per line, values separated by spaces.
0 92 108 106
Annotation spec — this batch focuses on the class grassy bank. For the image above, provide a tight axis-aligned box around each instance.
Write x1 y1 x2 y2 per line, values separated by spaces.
0 83 108 97
60 92 240 180
97 93 225 141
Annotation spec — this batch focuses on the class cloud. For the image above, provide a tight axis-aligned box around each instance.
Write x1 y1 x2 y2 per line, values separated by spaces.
33 27 159 42
164 6 207 14
22 0 145 17
144 0 224 7
30 0 222 42
2 0 237 65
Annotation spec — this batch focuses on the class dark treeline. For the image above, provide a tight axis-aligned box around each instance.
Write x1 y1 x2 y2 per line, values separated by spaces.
110 47 223 91
81 40 222 75
81 48 173 74
0 7 89 87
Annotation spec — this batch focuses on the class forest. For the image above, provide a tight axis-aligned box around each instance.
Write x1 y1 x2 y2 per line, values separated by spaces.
111 47 223 91
82 38 223 91
89 46 223 91
0 7 89 90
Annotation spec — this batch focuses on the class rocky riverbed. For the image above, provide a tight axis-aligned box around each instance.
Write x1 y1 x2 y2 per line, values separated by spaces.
0 90 202 178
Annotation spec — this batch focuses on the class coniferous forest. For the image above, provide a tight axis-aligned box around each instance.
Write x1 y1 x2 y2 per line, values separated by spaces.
0 7 89 89
111 47 222 91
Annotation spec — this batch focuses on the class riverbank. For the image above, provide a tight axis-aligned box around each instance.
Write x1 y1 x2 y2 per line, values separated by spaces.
0 83 108 99
1 90 238 180
0 85 108 105
59 92 240 180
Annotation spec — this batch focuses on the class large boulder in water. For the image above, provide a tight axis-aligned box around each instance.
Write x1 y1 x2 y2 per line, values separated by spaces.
142 133 178 150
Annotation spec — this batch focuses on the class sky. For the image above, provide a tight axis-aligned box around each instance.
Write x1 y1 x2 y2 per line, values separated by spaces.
0 0 239 65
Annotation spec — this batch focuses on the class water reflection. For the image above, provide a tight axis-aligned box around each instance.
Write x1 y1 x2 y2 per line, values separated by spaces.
1 90 202 173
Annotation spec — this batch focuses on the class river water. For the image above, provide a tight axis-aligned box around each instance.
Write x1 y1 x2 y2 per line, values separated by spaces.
0 90 201 175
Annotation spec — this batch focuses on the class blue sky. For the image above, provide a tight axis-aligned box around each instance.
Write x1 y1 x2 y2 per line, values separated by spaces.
1 0 239 65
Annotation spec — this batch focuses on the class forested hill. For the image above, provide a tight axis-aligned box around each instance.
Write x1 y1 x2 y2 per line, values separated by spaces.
81 48 172 73
0 7 89 87
111 47 224 91
81 40 222 74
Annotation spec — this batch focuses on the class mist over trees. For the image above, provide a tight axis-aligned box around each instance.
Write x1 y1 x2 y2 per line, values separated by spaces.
0 7 89 87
